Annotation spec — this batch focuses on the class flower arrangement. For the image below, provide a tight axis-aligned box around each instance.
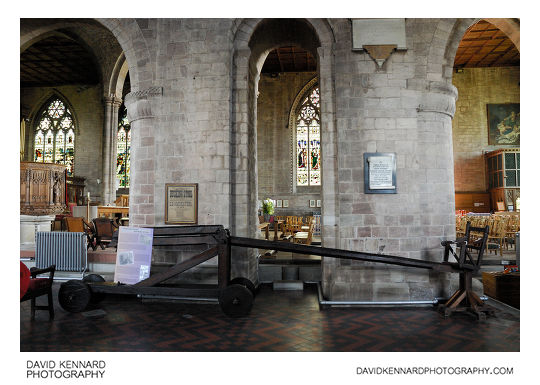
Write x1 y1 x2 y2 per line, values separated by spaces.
262 198 275 215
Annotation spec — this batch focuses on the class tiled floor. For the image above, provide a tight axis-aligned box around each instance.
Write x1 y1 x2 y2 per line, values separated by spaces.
21 282 519 352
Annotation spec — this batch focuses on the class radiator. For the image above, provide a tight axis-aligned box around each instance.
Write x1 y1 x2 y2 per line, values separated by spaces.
35 232 88 277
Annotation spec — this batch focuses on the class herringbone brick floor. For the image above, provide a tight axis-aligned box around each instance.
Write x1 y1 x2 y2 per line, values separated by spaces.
20 283 519 352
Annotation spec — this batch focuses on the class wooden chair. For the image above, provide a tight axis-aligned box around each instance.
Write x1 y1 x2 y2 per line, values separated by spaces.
504 214 520 250
440 222 490 319
487 219 506 256
20 262 56 319
286 216 303 235
92 217 119 250
114 194 129 207
456 215 467 238
293 223 314 245
64 216 96 251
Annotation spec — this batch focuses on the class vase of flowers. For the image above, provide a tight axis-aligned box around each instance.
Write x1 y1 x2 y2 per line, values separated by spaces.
262 198 275 223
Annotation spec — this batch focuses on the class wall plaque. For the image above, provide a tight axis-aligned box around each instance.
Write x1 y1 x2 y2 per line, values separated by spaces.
364 153 397 194
351 19 407 51
165 183 198 224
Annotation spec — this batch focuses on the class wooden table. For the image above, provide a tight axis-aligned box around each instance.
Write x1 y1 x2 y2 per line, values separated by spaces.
97 206 129 219
259 220 286 241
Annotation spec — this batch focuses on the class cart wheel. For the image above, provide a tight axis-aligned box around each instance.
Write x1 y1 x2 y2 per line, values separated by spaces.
230 277 257 297
83 274 106 304
58 280 91 313
219 284 253 318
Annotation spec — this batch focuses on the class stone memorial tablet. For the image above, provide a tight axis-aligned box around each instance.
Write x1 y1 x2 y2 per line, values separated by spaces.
364 153 397 194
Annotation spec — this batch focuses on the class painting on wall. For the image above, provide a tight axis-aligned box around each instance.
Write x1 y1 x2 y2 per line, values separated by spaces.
487 104 520 145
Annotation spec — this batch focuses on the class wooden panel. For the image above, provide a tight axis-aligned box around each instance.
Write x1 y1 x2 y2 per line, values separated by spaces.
20 161 67 215
482 271 520 308
97 206 129 218
455 192 490 213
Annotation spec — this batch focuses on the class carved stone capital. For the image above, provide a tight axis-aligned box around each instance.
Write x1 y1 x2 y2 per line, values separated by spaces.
124 87 163 122
103 95 123 107
416 81 458 118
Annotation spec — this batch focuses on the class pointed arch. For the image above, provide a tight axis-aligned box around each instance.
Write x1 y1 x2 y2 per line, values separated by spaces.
288 77 320 188
32 94 78 176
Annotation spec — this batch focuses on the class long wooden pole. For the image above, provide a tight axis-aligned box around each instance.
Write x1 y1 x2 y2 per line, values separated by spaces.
230 236 457 272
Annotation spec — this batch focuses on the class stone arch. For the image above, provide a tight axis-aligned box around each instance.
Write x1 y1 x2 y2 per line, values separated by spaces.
28 91 81 136
436 18 520 83
108 52 130 99
27 92 80 173
230 18 338 283
95 18 152 93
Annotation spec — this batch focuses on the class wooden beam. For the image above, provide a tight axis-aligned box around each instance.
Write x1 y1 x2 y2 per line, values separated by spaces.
230 236 455 272
90 284 220 298
151 225 224 236
152 235 219 246
134 246 219 287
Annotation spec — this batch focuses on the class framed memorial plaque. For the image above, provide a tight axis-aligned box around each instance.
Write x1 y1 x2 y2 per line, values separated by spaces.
364 153 397 194
165 183 198 224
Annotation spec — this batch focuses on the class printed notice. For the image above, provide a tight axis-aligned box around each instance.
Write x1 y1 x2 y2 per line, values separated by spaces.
165 183 198 224
368 156 395 189
114 227 154 284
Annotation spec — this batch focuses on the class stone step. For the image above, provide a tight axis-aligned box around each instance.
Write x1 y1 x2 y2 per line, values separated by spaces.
273 280 304 291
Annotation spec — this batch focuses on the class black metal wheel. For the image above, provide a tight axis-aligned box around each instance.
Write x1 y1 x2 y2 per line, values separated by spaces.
229 277 257 297
83 274 106 304
58 280 91 313
218 284 253 318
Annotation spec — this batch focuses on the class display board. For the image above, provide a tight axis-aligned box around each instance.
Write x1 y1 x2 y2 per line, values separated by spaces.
114 226 154 284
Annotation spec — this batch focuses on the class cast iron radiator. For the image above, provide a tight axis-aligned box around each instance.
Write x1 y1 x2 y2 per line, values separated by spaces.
35 231 88 278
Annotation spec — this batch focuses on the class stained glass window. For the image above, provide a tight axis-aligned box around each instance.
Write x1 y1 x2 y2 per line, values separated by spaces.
34 98 75 176
116 106 131 188
296 86 321 186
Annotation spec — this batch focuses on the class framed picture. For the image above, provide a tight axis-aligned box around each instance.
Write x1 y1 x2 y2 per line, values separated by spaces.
309 199 316 208
276 199 283 208
283 200 289 208
165 183 198 224
316 199 321 208
487 104 520 145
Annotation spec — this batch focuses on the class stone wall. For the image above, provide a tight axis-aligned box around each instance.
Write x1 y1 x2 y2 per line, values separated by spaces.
21 18 517 301
257 72 322 216
321 18 458 300
452 67 520 192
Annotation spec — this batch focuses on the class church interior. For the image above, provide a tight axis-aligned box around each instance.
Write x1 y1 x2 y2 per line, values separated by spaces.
19 18 521 356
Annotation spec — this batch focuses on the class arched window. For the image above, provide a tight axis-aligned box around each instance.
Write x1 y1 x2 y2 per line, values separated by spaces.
34 97 75 176
295 84 321 186
116 106 131 188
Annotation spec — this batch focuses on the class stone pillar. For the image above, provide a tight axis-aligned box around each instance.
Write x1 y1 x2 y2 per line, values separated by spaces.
123 87 162 227
230 48 259 285
102 95 122 205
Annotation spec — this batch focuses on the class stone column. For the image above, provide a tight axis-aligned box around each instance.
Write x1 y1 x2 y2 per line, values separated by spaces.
102 95 122 205
123 87 162 227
